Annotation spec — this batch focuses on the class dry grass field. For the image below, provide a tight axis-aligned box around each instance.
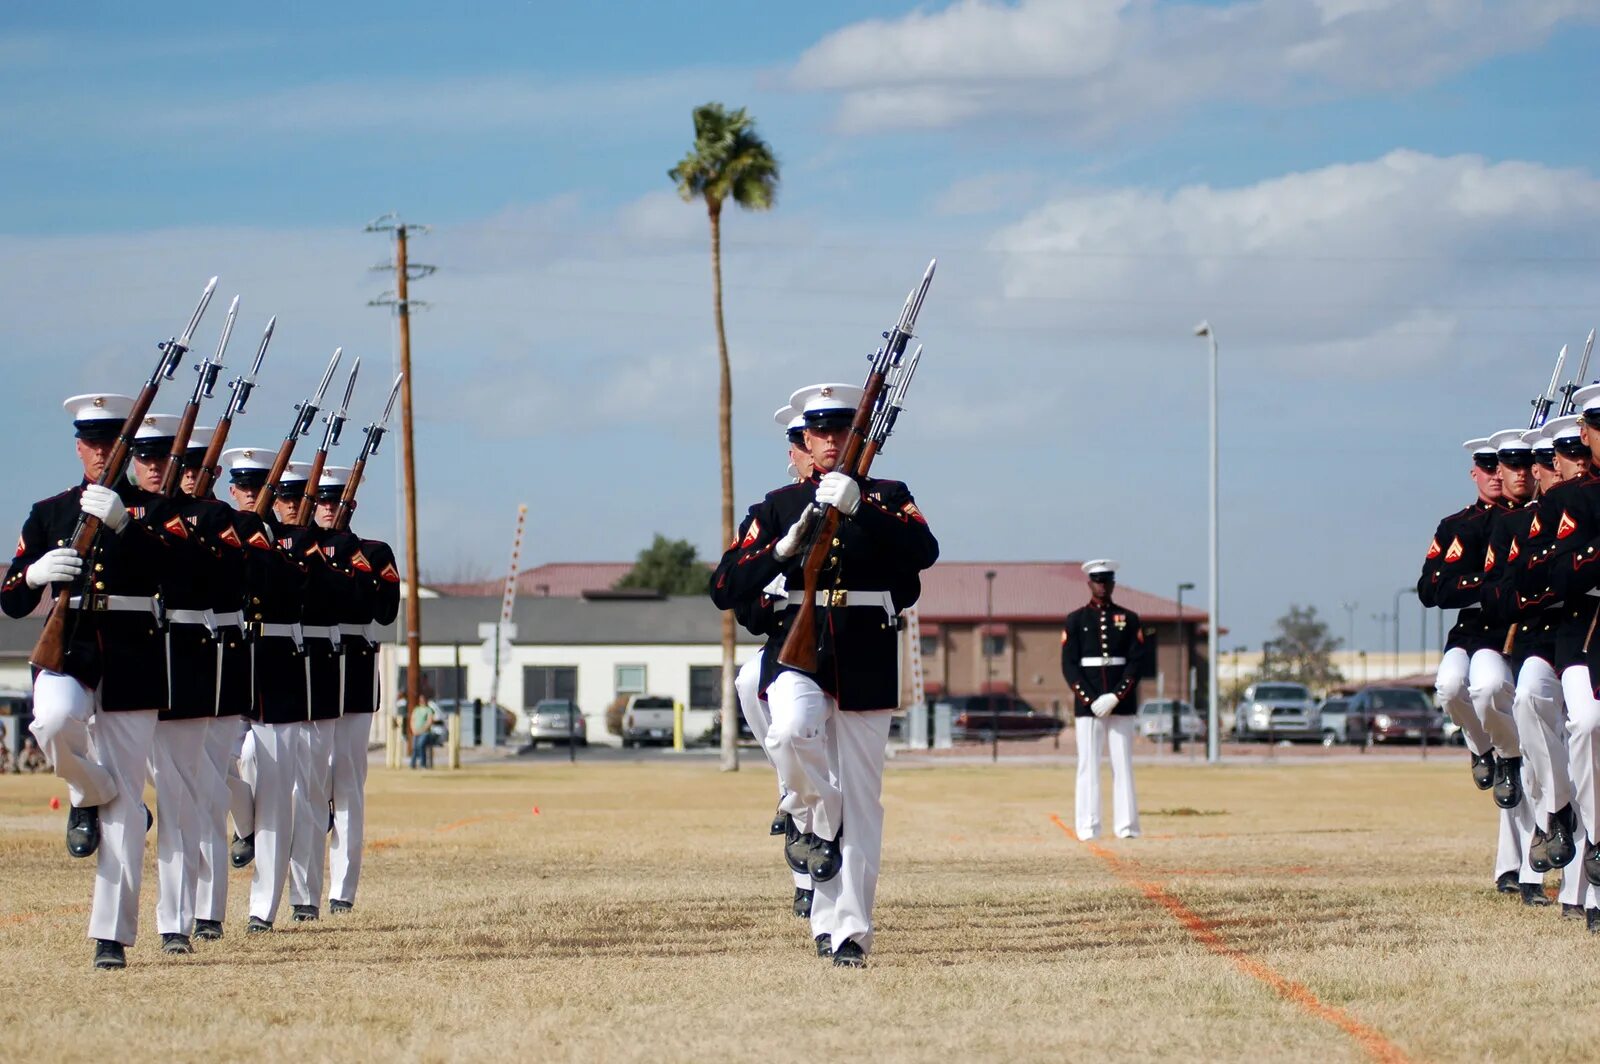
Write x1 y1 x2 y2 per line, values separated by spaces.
2 753 1596 1062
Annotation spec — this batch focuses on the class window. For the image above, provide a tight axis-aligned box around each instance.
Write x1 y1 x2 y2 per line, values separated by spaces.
397 666 467 704
919 635 939 658
523 666 577 708
983 634 1007 657
689 666 722 710
615 665 647 696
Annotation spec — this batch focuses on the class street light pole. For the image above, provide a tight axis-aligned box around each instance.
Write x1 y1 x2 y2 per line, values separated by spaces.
1176 581 1195 753
985 570 997 764
1393 587 1416 676
1194 322 1221 762
1340 600 1357 672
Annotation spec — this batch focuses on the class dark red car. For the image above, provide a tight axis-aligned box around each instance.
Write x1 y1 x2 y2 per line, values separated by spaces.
941 694 1066 742
1347 687 1449 744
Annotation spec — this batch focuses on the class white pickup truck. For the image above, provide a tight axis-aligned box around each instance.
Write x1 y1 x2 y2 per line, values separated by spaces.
621 695 676 747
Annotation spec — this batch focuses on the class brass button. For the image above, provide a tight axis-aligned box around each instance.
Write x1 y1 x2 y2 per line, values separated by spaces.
94 581 105 590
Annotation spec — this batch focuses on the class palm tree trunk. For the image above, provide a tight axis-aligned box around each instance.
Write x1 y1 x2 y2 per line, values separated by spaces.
709 202 739 772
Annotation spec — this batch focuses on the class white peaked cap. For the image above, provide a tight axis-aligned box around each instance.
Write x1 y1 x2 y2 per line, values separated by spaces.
220 446 272 473
1463 438 1494 456
1081 559 1119 576
278 460 312 484
1543 415 1582 442
185 426 214 451
1489 428 1531 452
63 393 134 425
132 413 180 441
318 465 352 489
788 383 864 422
1573 383 1600 416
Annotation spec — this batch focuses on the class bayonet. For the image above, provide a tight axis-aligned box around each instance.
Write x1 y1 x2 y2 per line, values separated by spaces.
1533 344 1567 429
333 373 404 531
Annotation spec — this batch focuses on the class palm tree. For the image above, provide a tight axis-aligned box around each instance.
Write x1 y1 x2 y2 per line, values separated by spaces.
670 102 780 772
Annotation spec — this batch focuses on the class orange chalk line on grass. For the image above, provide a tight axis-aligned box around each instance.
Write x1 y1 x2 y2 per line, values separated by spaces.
1049 814 1411 1064
0 903 87 929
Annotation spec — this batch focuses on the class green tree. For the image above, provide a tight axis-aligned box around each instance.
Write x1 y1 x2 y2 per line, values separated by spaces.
615 535 708 596
669 102 780 773
1257 605 1344 692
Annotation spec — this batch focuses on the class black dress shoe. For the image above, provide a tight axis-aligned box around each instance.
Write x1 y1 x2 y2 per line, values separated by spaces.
1496 870 1520 894
1585 842 1600 887
1470 750 1497 790
291 904 319 922
1588 908 1600 934
808 834 843 883
793 887 813 918
832 939 866 969
770 811 789 836
230 832 255 869
329 898 353 914
160 933 193 955
246 916 273 934
1562 903 1587 921
1493 756 1525 809
193 919 224 941
815 934 831 958
93 939 126 970
1521 882 1552 906
784 825 813 877
66 804 100 858
1548 804 1579 869
1529 828 1553 874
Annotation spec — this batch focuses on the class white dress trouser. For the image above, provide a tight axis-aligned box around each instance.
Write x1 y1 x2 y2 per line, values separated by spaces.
195 716 245 922
289 718 337 908
150 717 209 936
328 712 372 905
736 657 811 891
766 671 841 841
248 722 296 924
808 708 895 955
1437 647 1491 755
1469 649 1521 757
1563 665 1600 848
29 670 118 808
1512 656 1570 829
1075 715 1140 840
235 725 256 837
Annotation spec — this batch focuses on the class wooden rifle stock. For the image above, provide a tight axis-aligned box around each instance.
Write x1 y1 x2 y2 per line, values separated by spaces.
253 438 297 517
30 379 161 673
334 458 367 532
156 402 202 497
191 415 233 499
292 450 330 527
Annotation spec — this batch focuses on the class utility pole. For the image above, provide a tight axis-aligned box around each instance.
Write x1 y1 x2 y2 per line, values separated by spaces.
366 213 435 723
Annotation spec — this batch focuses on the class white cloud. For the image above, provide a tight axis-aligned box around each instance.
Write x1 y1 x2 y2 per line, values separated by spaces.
792 0 1600 135
986 150 1600 373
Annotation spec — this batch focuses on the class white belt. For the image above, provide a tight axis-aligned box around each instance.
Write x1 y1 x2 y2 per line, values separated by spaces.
786 588 895 611
215 611 246 630
68 594 159 616
167 608 216 634
338 623 369 642
1081 656 1127 667
258 622 304 643
1587 590 1600 599
302 625 341 645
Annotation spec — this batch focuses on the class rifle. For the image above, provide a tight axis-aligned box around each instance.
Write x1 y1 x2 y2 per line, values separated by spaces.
1558 329 1597 418
253 348 341 517
193 316 274 498
857 343 922 472
1531 345 1568 429
778 259 935 673
158 294 238 496
334 373 403 532
30 277 219 672
291 357 360 527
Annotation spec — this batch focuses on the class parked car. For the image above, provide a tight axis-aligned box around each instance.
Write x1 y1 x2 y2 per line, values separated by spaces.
1232 682 1321 741
396 697 516 744
1137 699 1204 741
525 699 588 747
1346 687 1448 745
1317 696 1353 746
941 694 1065 742
621 695 676 747
701 712 756 746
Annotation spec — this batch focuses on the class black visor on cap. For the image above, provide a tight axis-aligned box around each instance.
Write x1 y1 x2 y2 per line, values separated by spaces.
180 447 211 470
74 419 121 443
229 469 268 488
274 482 306 500
1498 449 1534 469
1583 409 1600 428
130 437 175 459
1554 437 1590 458
1088 571 1115 584
787 428 805 445
315 484 342 502
803 409 852 431
1473 454 1499 472
1534 448 1557 468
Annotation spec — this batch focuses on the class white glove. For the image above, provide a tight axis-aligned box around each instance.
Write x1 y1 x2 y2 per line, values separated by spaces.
25 547 83 589
1091 693 1119 718
80 484 129 533
816 472 861 516
774 506 818 561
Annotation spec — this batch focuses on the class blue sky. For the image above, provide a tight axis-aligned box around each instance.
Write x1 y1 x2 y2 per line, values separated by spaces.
3 1 1599 651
